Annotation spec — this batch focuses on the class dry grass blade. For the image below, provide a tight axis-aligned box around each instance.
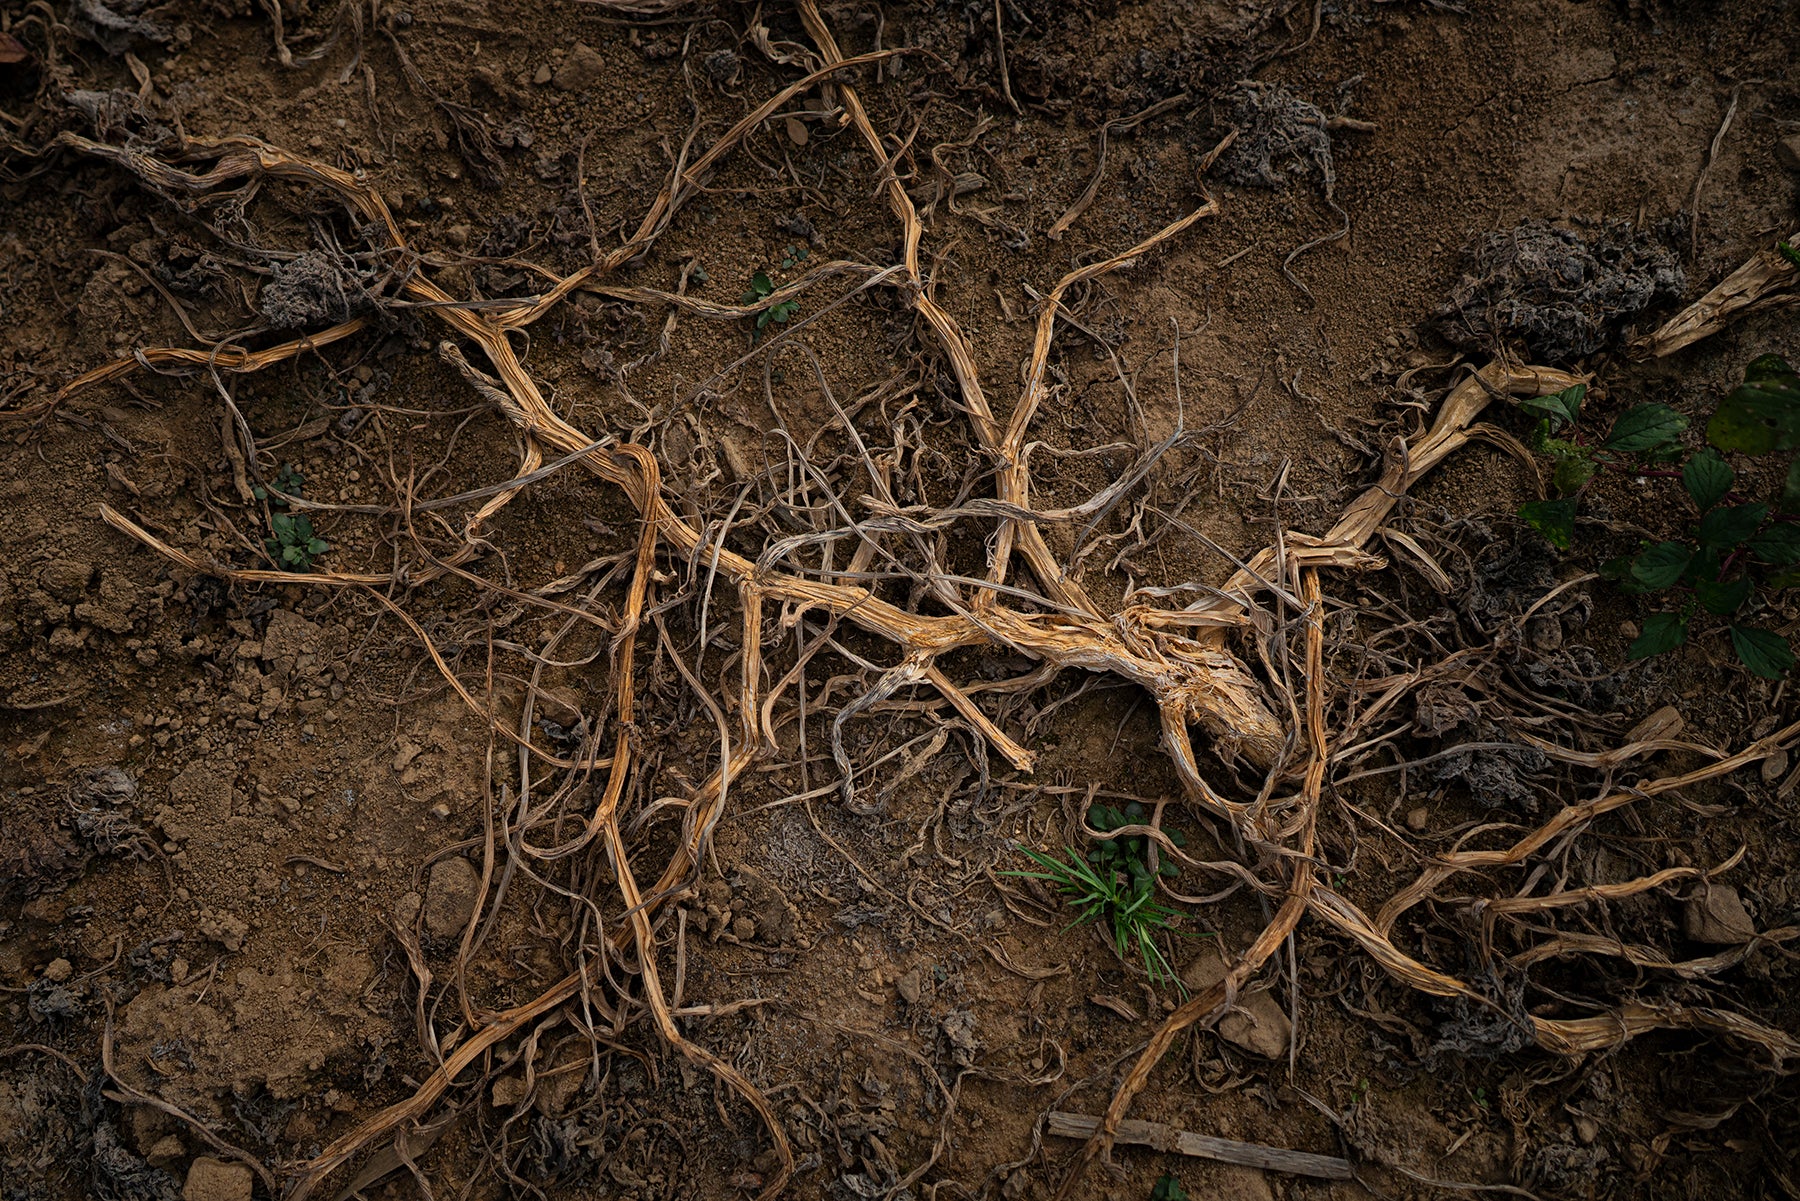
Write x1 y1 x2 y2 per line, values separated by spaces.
1633 228 1799 357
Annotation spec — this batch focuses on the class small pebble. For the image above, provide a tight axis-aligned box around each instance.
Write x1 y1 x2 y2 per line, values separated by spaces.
42 958 73 983
1405 807 1429 832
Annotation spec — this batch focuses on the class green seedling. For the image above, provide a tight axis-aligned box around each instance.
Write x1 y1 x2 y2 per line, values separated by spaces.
255 463 330 571
740 266 800 339
1518 357 1800 678
1150 1175 1189 1201
1004 801 1188 986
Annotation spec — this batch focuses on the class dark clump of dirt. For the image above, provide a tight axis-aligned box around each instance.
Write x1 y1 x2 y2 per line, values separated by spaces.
1436 218 1687 363
1216 82 1336 194
257 245 376 330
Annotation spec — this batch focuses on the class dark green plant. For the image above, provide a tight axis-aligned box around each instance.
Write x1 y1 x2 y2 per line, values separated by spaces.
255 463 330 571
740 253 804 339
1004 801 1188 986
1150 1175 1189 1201
1518 357 1800 677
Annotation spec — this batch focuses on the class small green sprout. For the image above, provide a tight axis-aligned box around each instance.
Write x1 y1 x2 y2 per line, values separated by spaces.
740 267 801 340
1004 801 1190 986
255 463 330 572
1150 1175 1189 1201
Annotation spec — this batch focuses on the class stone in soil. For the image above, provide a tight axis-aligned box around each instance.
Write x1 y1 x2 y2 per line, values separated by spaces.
554 43 604 91
1181 953 1293 1058
1683 884 1756 945
183 1156 252 1201
425 856 481 940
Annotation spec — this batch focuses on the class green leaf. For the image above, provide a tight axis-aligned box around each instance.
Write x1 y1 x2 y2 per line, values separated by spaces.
751 270 773 295
1707 354 1800 454
1780 240 1800 269
1520 384 1586 427
1696 502 1769 550
1151 1175 1190 1201
1783 461 1800 515
1767 568 1800 591
1682 449 1734 512
796 245 810 260
1552 454 1598 494
1518 498 1576 549
1627 611 1688 660
1630 541 1693 589
1695 575 1751 616
1603 404 1688 454
1748 524 1800 565
1731 626 1795 678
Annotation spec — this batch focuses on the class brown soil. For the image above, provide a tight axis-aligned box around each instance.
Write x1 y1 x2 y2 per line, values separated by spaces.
2 2 1799 1200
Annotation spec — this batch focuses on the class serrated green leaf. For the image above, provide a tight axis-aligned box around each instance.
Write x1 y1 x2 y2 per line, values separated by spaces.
1518 498 1576 549
1603 403 1688 453
1748 523 1800 565
1782 461 1800 515
1707 355 1800 454
1630 541 1692 589
1695 575 1751 615
1681 449 1733 512
1627 611 1687 660
1696 502 1769 550
1521 384 1586 427
1552 454 1598 493
1731 625 1795 678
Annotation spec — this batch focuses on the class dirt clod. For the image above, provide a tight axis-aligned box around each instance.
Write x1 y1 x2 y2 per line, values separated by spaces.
1683 883 1756 944
1776 135 1800 174
1182 953 1292 1058
553 44 604 91
1217 84 1334 194
181 1156 252 1201
1436 218 1685 362
424 857 480 941
258 247 372 331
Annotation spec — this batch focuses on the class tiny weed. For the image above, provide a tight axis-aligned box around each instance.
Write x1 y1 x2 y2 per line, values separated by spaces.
255 464 330 572
1150 1174 1189 1201
1518 355 1800 677
740 256 803 340
1004 801 1189 986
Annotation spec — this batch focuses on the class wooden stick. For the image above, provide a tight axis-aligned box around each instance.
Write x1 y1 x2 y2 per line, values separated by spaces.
1045 1112 1353 1180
